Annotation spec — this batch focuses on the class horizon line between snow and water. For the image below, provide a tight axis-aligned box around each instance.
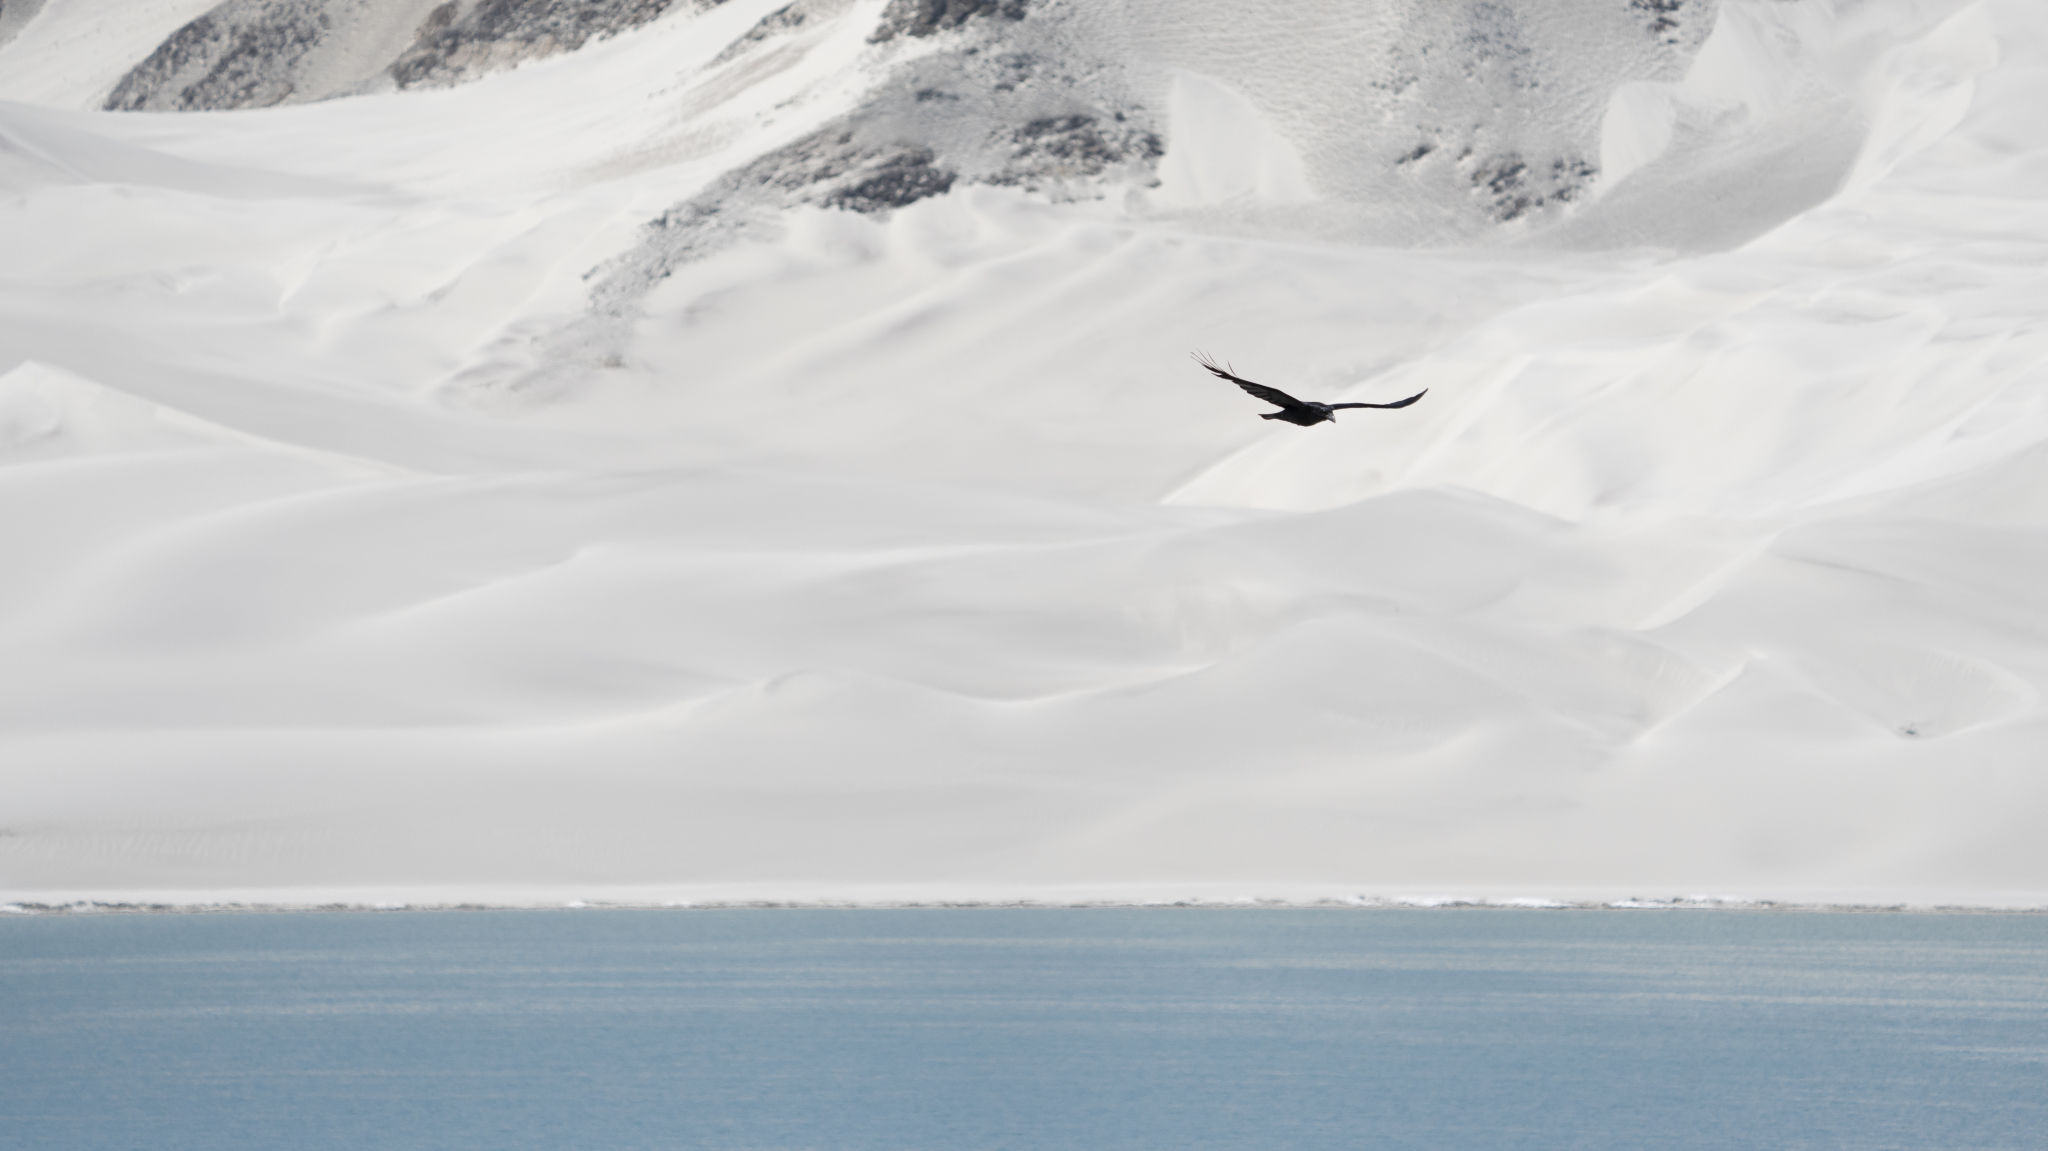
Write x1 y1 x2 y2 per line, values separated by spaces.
6 886 2048 916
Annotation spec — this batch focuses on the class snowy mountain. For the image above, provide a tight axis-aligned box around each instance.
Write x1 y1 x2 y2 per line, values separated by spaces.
0 0 2042 906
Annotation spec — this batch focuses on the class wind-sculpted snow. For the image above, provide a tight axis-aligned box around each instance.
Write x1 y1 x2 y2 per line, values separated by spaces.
0 0 2044 907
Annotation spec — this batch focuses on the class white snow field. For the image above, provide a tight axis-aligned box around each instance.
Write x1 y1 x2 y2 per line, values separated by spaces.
1 0 2045 907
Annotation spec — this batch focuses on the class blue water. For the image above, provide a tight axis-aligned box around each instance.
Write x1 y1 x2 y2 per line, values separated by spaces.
2 909 2045 1150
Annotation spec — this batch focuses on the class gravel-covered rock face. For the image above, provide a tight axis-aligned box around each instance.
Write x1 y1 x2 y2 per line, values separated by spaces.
102 0 723 111
1061 0 1716 228
106 3 333 111
389 0 694 89
508 0 1168 396
869 0 1028 43
1377 0 1713 222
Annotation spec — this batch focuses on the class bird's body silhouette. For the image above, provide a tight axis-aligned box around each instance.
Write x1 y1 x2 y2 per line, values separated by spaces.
1197 355 1426 426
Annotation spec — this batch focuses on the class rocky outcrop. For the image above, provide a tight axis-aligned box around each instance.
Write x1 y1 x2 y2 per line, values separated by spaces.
106 3 333 111
995 113 1164 187
1352 0 1714 224
1630 0 1695 43
709 0 825 67
511 1 1164 396
389 0 692 89
637 7 1162 245
1466 152 1599 222
102 0 717 111
869 0 1027 43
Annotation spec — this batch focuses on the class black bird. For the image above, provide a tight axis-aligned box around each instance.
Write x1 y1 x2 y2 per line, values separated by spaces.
1197 354 1427 427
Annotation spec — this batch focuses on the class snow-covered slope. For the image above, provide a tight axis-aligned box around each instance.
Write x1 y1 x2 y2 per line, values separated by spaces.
0 0 2043 906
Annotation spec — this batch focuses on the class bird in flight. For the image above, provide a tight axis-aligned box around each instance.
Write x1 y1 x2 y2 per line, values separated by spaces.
1196 354 1427 427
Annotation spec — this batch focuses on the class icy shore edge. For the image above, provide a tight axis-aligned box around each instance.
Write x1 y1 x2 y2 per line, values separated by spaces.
6 887 2046 915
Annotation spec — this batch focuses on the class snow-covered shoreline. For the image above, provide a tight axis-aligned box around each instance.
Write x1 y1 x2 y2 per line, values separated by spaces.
8 885 2048 914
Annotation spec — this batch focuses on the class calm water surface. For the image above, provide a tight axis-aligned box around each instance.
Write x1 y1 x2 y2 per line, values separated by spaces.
2 908 2044 1150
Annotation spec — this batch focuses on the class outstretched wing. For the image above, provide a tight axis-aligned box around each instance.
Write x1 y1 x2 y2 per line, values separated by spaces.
1195 354 1306 410
1327 389 1428 411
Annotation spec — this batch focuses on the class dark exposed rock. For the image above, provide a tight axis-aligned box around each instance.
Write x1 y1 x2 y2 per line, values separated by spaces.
1622 0 1715 49
618 131 962 279
820 149 957 212
494 0 1165 399
708 1 809 66
1468 151 1596 221
992 114 1161 187
512 0 1163 389
1459 0 1537 84
1473 154 1530 198
104 0 720 111
507 125 969 395
391 0 693 88
1364 1 1714 226
869 0 1026 44
724 129 963 212
600 2 1153 255
982 50 1037 92
1629 0 1689 40
106 6 332 111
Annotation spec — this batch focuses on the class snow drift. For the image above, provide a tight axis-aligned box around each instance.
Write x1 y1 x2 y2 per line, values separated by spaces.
0 0 2044 906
